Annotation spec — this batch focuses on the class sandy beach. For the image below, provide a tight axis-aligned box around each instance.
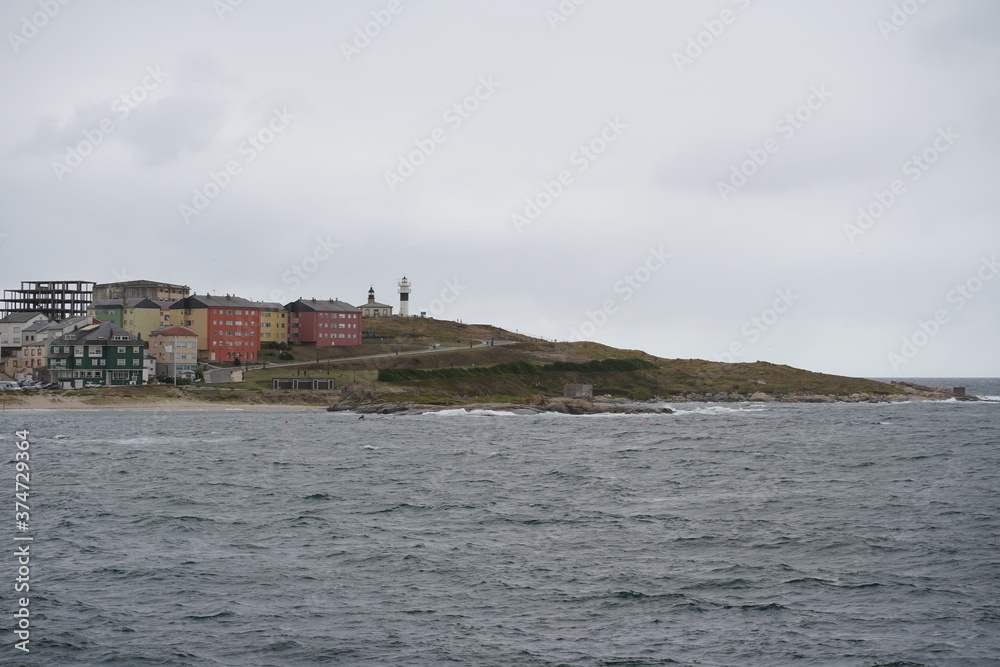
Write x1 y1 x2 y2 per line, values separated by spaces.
0 393 324 411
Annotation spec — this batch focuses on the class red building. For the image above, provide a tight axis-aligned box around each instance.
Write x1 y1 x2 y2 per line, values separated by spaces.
168 294 261 362
285 298 362 346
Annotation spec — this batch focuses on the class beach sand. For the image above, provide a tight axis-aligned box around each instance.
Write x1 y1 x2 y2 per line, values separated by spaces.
0 393 323 411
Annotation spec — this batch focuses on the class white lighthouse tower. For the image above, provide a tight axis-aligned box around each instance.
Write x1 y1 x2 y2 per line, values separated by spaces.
397 276 411 317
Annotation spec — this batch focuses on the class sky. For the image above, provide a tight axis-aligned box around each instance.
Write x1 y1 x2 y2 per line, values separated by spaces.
1 0 997 378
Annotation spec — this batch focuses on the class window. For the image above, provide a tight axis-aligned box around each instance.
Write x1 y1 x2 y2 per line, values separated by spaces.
118 346 126 353
133 347 140 353
132 359 139 366
117 359 126 366
112 371 128 380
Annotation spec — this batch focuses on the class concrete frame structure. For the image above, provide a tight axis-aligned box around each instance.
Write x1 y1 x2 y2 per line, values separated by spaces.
1 281 95 319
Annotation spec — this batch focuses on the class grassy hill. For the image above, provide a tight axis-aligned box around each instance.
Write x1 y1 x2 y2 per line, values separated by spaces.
242 317 910 404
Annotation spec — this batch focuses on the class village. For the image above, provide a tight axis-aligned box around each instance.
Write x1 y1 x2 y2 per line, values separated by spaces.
0 278 413 389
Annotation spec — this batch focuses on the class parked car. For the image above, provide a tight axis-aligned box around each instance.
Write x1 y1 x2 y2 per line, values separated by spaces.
0 381 24 391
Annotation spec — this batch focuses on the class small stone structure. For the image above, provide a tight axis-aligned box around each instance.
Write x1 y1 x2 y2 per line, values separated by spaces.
563 383 593 399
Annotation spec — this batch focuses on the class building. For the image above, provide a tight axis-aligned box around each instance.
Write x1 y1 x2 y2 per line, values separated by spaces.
148 326 198 379
4 316 96 381
47 321 146 388
285 298 362 346
0 312 48 347
5 341 48 382
168 294 261 363
358 286 394 318
93 280 190 303
87 298 164 341
398 276 411 317
257 302 289 345
1 281 95 319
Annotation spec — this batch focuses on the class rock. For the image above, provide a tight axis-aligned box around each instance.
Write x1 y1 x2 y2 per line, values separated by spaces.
748 392 772 402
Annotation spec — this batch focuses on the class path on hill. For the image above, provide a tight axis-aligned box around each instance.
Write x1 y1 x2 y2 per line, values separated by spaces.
202 338 517 383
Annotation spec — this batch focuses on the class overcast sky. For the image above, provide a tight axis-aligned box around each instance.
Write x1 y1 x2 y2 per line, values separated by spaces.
1 0 997 378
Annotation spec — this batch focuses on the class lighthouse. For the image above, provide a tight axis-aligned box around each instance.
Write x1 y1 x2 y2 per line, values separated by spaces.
398 276 411 317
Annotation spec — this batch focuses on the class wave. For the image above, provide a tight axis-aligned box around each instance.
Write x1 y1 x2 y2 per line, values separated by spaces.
670 405 768 416
422 408 518 417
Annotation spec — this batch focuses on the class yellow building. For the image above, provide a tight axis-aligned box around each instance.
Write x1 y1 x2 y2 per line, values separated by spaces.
88 298 165 341
258 302 289 345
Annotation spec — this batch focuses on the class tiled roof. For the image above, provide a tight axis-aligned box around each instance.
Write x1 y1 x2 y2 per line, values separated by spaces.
285 298 361 313
170 295 258 309
49 321 140 346
0 312 46 324
150 326 197 337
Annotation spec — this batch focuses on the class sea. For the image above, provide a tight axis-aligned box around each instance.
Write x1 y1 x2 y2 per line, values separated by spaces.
2 378 999 666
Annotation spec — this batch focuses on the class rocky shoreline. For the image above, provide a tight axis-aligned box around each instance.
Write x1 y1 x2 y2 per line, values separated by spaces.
326 382 979 416
327 397 675 416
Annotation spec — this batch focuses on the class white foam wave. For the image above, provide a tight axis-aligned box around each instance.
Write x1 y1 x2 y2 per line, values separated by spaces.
670 405 768 416
423 408 518 417
979 395 1000 402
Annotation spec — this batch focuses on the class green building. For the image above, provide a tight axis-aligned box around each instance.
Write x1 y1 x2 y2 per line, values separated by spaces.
47 321 146 388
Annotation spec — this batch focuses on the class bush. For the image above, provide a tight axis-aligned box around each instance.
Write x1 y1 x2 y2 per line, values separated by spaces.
377 358 651 382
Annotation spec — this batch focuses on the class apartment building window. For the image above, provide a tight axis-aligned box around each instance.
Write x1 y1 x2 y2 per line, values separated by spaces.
118 346 126 353
117 359 126 366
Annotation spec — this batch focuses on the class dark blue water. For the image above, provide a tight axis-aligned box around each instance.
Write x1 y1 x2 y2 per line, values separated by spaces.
2 388 999 665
